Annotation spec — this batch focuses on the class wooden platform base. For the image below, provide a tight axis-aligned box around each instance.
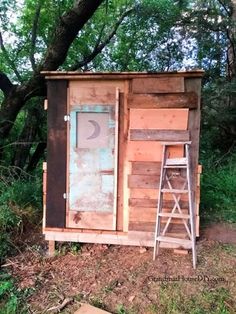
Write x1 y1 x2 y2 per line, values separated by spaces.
44 229 192 250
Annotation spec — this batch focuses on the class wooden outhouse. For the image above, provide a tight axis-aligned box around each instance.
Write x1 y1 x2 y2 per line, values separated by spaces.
42 71 203 252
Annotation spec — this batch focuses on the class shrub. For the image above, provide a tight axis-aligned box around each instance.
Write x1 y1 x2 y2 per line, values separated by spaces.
200 152 236 223
0 167 42 262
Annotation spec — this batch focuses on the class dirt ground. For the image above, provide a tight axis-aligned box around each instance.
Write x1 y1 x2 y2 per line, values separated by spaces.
2 223 236 314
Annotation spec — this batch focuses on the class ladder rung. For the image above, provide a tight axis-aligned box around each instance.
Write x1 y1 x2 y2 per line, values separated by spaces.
158 213 190 219
161 188 189 194
160 141 191 146
156 236 192 246
166 157 187 165
164 165 187 169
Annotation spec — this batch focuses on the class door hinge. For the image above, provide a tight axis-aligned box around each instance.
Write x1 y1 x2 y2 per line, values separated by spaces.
64 115 70 122
63 193 68 199
44 99 48 110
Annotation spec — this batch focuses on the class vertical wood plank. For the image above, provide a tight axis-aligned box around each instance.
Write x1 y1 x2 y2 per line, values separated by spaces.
66 86 70 228
113 88 120 230
46 80 67 228
185 77 202 237
123 81 131 232
48 240 55 257
42 162 47 229
117 93 125 231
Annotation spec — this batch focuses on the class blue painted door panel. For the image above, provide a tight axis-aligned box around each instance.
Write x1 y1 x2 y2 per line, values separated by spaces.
68 105 116 229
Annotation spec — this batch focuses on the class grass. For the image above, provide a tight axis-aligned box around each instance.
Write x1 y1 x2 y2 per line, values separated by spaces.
155 284 231 314
114 285 233 314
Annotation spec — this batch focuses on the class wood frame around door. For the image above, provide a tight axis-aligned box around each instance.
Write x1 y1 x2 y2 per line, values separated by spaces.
65 86 120 231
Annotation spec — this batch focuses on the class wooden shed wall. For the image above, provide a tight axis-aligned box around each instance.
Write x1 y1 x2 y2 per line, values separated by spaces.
43 72 202 245
119 76 201 239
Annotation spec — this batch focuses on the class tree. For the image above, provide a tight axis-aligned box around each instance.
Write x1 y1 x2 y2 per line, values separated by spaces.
0 0 104 168
0 0 235 171
0 0 184 170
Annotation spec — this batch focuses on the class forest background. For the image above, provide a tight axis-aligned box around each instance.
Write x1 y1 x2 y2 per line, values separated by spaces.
0 0 235 262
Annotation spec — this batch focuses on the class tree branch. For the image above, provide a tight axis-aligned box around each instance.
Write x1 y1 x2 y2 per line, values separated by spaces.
30 1 42 71
217 0 231 16
0 0 104 141
0 32 22 82
0 71 14 97
70 7 133 70
40 0 104 71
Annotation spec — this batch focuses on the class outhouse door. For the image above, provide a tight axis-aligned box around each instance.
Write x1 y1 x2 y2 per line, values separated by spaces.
67 103 118 230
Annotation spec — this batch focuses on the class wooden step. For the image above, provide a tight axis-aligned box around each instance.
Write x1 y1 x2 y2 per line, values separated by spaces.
158 213 190 219
161 188 189 194
166 157 187 165
156 236 191 246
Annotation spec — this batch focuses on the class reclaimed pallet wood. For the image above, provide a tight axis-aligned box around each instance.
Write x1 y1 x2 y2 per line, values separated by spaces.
46 80 67 228
129 108 189 130
69 80 125 105
130 129 190 141
127 141 183 162
129 188 188 201
129 198 189 209
131 161 161 175
132 77 184 93
127 92 198 109
128 174 160 189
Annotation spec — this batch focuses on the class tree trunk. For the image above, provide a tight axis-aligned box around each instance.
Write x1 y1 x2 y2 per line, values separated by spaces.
228 1 236 79
27 142 47 172
0 0 104 148
12 102 45 169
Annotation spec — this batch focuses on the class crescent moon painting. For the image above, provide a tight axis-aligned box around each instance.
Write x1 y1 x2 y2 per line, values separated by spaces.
86 120 101 140
77 112 109 148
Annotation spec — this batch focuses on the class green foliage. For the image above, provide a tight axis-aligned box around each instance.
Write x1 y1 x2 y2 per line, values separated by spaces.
200 152 236 223
0 171 42 262
116 304 129 314
0 272 31 314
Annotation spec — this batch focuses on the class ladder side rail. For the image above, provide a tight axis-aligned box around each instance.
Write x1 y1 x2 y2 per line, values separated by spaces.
153 144 167 260
186 144 197 269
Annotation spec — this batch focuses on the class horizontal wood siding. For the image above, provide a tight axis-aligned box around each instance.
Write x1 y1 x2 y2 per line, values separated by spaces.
129 198 189 209
70 80 125 105
130 129 190 141
129 108 189 130
126 76 201 235
46 80 67 228
127 141 183 162
68 211 114 230
128 174 160 189
132 77 184 93
127 92 198 109
132 162 161 175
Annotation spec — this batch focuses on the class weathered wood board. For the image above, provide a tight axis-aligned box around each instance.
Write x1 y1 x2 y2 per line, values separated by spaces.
70 80 125 105
127 141 183 161
130 129 190 141
129 109 189 130
127 92 198 109
132 77 184 93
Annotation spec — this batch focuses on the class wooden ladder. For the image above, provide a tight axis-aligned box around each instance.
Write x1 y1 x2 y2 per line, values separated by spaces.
153 141 197 268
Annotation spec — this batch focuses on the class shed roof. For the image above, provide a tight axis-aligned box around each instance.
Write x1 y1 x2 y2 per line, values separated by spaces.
41 70 204 80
